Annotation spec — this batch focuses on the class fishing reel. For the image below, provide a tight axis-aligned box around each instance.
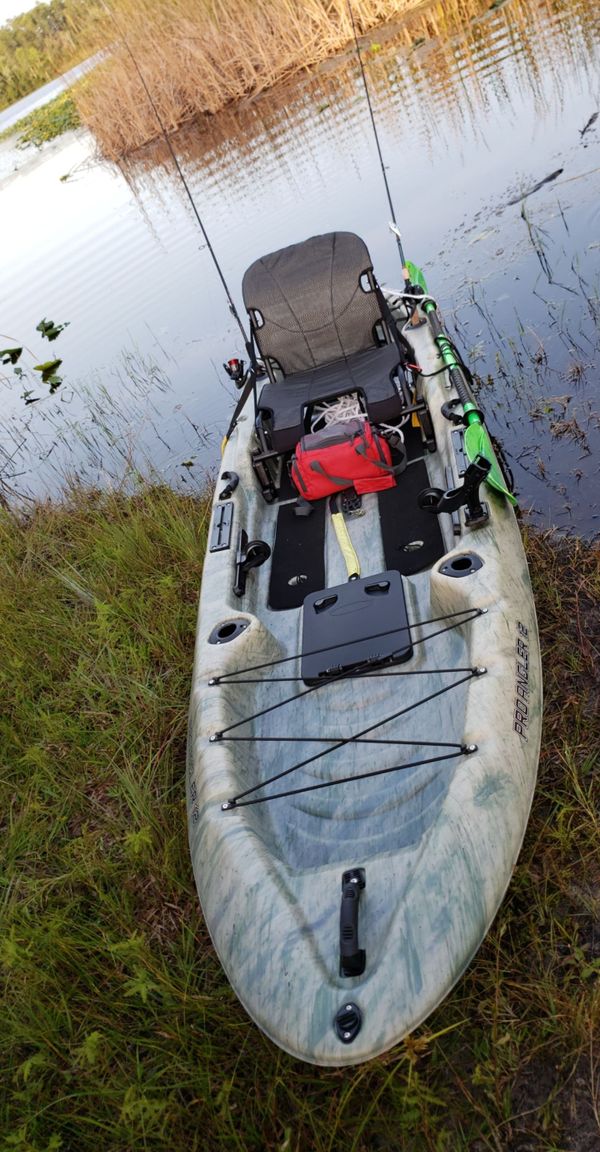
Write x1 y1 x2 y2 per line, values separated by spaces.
223 357 246 387
418 455 491 528
224 356 267 387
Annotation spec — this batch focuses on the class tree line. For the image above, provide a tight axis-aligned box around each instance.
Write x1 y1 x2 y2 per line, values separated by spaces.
0 0 103 110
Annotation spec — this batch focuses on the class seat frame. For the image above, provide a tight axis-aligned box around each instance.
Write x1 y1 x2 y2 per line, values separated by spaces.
241 232 435 501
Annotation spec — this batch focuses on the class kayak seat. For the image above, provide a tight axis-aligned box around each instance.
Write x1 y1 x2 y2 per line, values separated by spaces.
256 344 402 453
242 231 411 454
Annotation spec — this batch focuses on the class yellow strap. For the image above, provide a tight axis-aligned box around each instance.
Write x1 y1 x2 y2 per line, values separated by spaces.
331 510 360 580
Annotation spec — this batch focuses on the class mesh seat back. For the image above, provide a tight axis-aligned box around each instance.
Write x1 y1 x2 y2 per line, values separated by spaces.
242 232 384 376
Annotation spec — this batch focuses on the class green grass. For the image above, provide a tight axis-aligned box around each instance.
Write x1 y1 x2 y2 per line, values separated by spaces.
0 92 80 148
0 488 598 1150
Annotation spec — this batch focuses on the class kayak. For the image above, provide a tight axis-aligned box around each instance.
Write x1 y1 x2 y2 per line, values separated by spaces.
186 230 542 1066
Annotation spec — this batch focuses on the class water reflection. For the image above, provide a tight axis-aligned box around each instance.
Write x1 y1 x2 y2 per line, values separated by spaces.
1 0 599 532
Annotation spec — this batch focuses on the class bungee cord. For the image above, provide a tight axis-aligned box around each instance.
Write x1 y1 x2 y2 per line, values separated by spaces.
214 664 478 685
221 668 482 809
209 606 485 685
224 748 471 809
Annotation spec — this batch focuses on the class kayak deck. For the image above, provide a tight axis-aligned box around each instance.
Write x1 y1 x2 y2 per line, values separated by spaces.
187 235 542 1065
210 489 474 871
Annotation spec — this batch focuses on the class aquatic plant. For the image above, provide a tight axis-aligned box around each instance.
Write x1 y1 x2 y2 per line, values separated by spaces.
0 91 81 147
0 317 69 403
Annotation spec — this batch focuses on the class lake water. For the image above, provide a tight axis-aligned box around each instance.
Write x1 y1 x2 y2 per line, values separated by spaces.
1 0 599 534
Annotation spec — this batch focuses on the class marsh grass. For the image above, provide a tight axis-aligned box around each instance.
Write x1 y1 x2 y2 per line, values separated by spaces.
75 0 513 158
0 489 598 1150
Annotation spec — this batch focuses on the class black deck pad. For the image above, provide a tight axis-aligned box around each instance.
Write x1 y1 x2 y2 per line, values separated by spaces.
268 500 326 610
378 457 446 577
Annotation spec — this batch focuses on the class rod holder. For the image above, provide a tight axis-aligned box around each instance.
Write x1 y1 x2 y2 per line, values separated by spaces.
418 455 491 527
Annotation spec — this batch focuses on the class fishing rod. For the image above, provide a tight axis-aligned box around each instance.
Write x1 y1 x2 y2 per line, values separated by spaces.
346 0 407 278
101 2 262 449
347 1 515 504
100 1 251 356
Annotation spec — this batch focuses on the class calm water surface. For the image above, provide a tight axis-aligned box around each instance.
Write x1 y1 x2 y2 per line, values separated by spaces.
1 0 599 533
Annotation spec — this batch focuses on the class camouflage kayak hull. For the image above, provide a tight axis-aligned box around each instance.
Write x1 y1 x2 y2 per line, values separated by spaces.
186 282 542 1066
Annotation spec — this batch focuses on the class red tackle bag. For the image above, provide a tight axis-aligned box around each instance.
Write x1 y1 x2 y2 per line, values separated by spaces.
290 417 404 502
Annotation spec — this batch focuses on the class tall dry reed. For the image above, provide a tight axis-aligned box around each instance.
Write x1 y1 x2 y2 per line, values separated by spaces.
75 0 482 158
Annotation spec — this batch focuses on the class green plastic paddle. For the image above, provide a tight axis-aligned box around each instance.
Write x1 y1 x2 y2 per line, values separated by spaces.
405 260 517 505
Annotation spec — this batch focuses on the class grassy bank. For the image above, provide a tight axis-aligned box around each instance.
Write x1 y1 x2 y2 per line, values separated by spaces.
1 0 563 158
1 486 598 1150
74 0 494 159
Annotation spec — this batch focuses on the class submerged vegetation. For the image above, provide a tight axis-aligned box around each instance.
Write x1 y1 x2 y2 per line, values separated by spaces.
1 316 70 411
0 486 598 1149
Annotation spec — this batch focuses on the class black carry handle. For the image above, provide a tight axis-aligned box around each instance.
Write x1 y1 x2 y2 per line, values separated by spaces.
233 529 271 598
339 868 366 977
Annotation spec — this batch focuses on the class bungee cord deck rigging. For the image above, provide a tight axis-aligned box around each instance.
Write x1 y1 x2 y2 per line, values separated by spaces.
222 748 473 809
208 605 485 685
208 606 486 809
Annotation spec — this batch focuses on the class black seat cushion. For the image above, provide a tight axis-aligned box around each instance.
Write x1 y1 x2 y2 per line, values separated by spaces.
257 344 403 452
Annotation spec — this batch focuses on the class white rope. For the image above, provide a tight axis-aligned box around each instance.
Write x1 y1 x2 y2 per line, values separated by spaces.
383 290 437 308
399 292 437 304
309 392 406 445
378 420 406 443
309 392 364 431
